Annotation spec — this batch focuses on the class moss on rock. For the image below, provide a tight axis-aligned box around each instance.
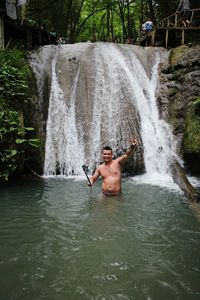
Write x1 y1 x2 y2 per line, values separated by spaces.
183 97 200 174
184 112 200 154
169 45 188 66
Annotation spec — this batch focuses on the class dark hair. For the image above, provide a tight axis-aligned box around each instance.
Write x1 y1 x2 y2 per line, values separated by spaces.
102 146 112 152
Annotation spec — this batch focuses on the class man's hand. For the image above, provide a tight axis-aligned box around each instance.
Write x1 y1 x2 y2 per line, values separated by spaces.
87 181 92 187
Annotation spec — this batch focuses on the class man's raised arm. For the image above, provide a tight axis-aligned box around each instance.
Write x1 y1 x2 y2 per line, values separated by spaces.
117 139 138 164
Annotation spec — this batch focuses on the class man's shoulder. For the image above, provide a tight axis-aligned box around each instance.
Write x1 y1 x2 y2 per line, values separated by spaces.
115 154 127 163
98 162 105 169
97 163 104 171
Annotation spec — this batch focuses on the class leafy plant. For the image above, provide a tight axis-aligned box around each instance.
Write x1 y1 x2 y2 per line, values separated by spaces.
0 49 40 181
0 49 32 110
192 96 200 115
0 110 40 181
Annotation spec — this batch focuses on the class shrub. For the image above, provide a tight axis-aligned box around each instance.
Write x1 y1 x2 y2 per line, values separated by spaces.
0 49 39 181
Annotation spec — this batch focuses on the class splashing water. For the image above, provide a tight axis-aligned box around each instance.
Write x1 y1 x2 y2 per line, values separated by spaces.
30 43 179 179
92 45 178 175
125 49 178 175
44 51 85 175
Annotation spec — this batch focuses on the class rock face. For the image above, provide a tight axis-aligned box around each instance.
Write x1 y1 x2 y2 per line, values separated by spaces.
29 43 200 177
30 43 172 176
28 46 57 173
157 45 200 175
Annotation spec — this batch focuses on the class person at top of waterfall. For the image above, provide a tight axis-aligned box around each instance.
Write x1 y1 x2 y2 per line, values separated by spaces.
145 18 153 32
176 0 191 27
56 36 63 46
141 18 153 36
87 138 138 197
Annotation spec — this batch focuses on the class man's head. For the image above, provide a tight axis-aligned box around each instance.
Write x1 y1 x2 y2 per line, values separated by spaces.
102 146 113 163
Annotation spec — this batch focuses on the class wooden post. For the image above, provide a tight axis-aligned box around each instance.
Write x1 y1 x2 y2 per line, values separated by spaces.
151 29 156 46
165 29 169 48
175 13 177 27
0 15 5 49
190 10 194 23
181 29 185 45
27 28 32 49
167 18 170 27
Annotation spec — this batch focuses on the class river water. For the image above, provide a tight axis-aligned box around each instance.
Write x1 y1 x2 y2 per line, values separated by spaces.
0 177 200 300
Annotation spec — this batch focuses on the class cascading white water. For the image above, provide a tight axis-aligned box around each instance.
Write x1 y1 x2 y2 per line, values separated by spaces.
91 45 178 175
44 51 85 175
121 48 178 175
30 43 179 178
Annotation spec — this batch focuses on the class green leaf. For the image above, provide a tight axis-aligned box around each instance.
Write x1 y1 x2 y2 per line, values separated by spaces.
25 127 34 131
10 150 17 156
9 127 18 132
10 121 18 125
16 138 27 144
28 139 40 148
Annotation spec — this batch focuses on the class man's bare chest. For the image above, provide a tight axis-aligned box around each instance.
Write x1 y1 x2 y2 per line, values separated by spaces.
100 163 121 178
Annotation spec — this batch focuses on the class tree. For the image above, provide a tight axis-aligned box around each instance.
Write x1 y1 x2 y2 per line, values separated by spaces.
26 0 188 43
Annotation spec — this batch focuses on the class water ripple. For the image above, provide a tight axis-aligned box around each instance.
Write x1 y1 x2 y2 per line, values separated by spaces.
0 179 200 299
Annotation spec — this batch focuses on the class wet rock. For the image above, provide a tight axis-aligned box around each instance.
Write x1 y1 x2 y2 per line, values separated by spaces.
171 161 199 202
157 45 200 175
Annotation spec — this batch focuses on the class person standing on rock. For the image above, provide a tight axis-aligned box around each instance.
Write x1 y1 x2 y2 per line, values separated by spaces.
87 139 138 197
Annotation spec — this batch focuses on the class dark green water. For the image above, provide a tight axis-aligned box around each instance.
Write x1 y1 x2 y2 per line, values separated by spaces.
0 178 200 300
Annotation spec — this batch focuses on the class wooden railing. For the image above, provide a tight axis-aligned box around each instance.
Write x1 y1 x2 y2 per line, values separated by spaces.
158 8 200 28
0 10 57 49
139 8 200 47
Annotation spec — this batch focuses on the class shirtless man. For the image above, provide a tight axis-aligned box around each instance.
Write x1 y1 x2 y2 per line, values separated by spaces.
88 139 138 196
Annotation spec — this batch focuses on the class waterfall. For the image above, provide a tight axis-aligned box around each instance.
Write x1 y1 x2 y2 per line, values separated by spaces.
44 52 85 175
93 45 178 175
30 43 179 178
125 50 178 175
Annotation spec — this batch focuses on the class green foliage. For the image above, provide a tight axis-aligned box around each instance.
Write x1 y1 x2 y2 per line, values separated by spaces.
192 96 200 112
0 110 40 181
0 110 24 181
0 49 40 181
27 0 182 43
183 97 200 155
28 0 158 43
0 49 32 110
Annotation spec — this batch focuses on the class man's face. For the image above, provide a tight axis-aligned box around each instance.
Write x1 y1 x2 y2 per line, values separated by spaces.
102 150 113 162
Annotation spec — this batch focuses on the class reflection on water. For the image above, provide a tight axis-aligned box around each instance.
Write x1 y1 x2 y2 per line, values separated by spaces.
0 178 200 300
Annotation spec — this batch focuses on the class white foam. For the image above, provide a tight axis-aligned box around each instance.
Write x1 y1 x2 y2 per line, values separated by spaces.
188 176 200 187
130 173 181 192
42 175 87 181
